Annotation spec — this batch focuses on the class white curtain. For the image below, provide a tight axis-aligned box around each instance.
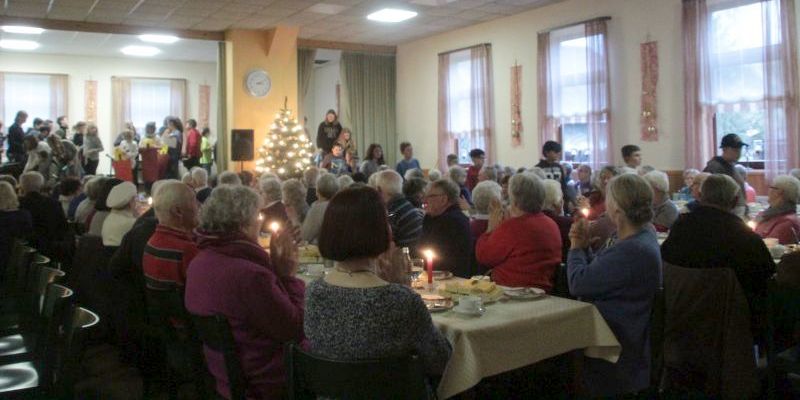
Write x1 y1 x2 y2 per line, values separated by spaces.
2 73 67 129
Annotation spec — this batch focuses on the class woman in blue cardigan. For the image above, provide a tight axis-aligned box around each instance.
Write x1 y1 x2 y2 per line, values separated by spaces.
567 173 662 396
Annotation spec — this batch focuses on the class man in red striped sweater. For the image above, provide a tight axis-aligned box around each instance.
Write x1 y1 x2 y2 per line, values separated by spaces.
143 181 200 290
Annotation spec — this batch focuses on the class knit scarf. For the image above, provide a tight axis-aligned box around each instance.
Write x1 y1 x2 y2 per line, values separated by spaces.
757 202 796 223
195 229 272 270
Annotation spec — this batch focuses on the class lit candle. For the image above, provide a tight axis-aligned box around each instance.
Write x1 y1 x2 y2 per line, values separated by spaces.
147 196 153 206
258 213 264 222
747 220 757 230
423 249 435 285
580 208 590 218
269 221 280 234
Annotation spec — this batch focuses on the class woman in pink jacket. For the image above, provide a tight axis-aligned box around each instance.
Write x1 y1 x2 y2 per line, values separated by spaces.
755 175 800 245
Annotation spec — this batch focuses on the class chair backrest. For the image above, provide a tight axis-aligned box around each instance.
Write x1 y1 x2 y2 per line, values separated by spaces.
37 283 74 358
650 287 665 391
284 342 428 400
53 306 100 398
551 262 572 298
4 244 36 296
22 255 51 316
192 313 247 400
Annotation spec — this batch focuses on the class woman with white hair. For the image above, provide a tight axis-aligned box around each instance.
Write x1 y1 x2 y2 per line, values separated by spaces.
475 173 562 290
301 173 340 244
470 180 502 239
337 175 354 189
478 165 498 183
678 169 700 201
259 176 289 229
755 175 800 244
427 168 442 182
542 180 572 262
568 173 661 396
282 178 309 226
643 170 679 231
448 165 472 205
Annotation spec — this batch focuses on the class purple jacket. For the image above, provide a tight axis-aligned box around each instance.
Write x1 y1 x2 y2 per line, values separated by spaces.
185 233 305 399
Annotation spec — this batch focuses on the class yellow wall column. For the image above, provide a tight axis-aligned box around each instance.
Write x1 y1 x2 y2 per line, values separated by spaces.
223 26 299 172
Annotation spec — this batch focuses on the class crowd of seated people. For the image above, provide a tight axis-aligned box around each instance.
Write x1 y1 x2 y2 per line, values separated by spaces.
3 111 799 400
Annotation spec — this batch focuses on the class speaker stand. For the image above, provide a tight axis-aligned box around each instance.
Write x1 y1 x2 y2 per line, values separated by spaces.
239 161 244 172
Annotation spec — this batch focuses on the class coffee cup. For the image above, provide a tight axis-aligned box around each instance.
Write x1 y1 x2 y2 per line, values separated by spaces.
457 295 482 313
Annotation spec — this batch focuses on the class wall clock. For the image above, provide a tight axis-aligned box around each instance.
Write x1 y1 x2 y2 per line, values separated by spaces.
245 69 271 98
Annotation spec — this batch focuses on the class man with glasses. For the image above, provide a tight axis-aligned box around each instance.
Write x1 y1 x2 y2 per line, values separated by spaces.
418 179 473 278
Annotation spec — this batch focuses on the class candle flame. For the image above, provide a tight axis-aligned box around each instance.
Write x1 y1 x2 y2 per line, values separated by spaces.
747 220 757 230
147 197 153 206
269 222 280 233
423 249 434 259
580 208 590 218
258 214 264 222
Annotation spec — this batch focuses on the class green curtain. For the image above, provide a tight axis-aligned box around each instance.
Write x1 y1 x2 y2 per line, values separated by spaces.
216 41 228 172
339 52 397 166
297 48 317 121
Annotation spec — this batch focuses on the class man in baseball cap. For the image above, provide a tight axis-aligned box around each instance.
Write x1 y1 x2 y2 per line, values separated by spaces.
703 133 749 216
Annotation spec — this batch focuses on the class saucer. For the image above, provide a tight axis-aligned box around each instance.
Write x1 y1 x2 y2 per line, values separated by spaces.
452 305 485 316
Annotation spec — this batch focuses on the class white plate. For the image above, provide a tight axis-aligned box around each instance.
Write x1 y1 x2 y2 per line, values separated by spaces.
452 306 485 316
501 286 546 300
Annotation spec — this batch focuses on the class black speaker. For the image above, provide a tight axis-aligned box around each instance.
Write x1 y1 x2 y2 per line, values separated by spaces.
231 129 254 161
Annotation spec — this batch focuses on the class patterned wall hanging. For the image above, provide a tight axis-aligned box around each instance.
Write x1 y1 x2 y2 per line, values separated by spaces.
199 84 210 129
84 80 97 123
640 41 659 141
510 64 523 146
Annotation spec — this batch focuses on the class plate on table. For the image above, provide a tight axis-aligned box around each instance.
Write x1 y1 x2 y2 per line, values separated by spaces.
439 280 505 304
451 305 485 317
421 294 454 313
500 286 546 300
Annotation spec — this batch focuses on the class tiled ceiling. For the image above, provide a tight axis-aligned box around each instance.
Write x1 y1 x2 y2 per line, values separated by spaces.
0 0 565 46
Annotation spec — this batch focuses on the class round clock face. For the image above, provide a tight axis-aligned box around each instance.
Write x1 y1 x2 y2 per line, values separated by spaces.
245 69 271 98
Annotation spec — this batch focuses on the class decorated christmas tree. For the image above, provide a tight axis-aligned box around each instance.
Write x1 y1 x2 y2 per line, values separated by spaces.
255 98 313 178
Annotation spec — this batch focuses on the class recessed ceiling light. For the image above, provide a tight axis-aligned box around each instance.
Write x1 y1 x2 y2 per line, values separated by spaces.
0 39 40 50
139 34 180 44
367 8 418 23
121 45 161 57
1 25 44 34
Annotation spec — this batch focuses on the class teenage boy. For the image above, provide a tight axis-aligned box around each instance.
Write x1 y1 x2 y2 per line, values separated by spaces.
621 145 642 169
535 141 572 209
466 148 485 192
396 142 421 179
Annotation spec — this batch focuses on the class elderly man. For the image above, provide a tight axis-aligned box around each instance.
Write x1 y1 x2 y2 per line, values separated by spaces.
418 179 472 278
704 133 749 216
191 167 212 203
643 170 679 231
259 176 289 230
18 171 67 254
661 174 774 330
142 181 200 289
376 170 423 249
301 173 339 244
217 171 241 186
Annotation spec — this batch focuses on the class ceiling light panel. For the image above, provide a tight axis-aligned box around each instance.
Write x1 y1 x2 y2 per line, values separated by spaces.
367 8 418 23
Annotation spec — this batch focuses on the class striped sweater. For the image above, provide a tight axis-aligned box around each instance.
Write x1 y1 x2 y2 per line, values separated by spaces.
387 195 423 249
143 224 198 289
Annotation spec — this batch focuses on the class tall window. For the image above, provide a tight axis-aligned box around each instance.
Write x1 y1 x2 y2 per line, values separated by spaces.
438 44 494 168
684 0 797 177
1 72 68 130
130 79 172 133
538 18 611 169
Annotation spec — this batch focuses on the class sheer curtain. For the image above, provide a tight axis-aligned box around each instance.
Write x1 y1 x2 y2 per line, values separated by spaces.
538 20 612 170
49 75 68 119
169 79 187 123
297 48 317 120
111 77 132 135
2 73 67 128
339 52 397 165
438 44 494 170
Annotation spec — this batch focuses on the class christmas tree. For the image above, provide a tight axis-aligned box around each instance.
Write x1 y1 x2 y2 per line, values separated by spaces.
255 98 314 178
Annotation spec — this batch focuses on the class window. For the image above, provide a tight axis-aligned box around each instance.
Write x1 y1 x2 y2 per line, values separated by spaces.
708 0 782 166
438 44 493 167
538 19 611 168
130 79 172 134
2 73 67 131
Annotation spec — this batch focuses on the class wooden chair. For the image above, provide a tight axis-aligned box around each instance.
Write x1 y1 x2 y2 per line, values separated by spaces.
192 313 247 400
284 342 428 400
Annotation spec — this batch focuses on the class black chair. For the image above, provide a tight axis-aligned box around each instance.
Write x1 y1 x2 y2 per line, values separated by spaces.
192 313 247 400
649 288 666 395
284 342 428 400
551 262 572 298
766 278 800 397
1 243 36 301
0 254 54 333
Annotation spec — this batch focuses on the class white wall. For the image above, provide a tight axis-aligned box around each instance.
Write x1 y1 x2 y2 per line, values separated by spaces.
309 61 340 127
397 0 800 171
0 53 217 173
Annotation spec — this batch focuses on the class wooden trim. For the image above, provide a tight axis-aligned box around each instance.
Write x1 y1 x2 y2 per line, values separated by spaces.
297 38 395 54
437 43 490 57
0 16 224 41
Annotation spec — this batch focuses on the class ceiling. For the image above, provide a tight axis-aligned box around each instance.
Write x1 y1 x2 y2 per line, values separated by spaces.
0 0 564 46
0 29 219 61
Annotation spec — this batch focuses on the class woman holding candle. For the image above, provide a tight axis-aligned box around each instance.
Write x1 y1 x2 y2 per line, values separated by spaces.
475 173 562 291
304 186 451 379
568 173 661 396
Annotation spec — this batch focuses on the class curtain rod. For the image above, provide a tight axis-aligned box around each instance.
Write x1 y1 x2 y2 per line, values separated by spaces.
538 16 611 34
438 43 491 57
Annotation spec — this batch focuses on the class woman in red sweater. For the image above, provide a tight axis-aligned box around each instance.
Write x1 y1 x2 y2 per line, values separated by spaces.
183 119 202 170
476 173 562 291
755 175 800 244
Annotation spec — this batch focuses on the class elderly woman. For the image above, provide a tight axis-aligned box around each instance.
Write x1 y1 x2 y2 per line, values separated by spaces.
282 178 309 225
88 178 124 235
685 172 711 213
581 165 618 220
47 134 81 179
475 173 562 290
185 185 304 399
75 176 107 226
735 164 757 204
755 175 800 244
643 170 679 232
101 181 139 247
301 173 340 244
337 175 354 189
568 173 661 396
0 181 33 269
217 171 242 186
470 180 502 239
427 168 442 182
418 179 473 278
542 180 572 262
259 176 289 229
23 136 50 174
678 169 700 200
303 167 320 205
305 186 451 377
478 165 498 183
448 165 472 205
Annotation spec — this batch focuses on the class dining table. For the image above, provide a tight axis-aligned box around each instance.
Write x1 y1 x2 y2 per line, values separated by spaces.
297 271 621 399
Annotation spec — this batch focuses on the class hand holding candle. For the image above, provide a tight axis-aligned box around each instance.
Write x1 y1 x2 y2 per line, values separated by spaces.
269 221 281 234
423 249 435 285
747 220 756 231
580 208 590 218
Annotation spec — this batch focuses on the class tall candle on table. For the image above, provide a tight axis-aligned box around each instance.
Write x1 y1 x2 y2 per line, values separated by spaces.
423 249 435 286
